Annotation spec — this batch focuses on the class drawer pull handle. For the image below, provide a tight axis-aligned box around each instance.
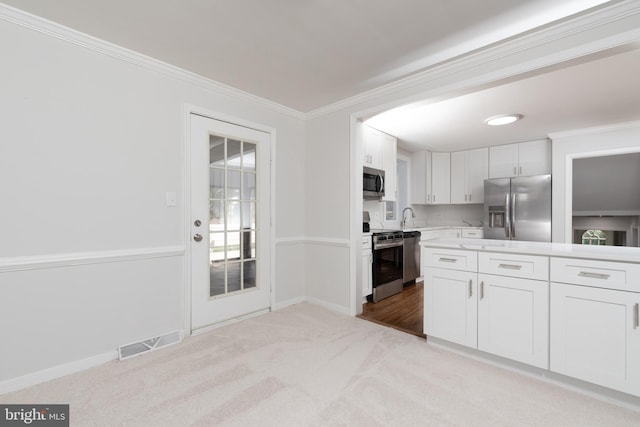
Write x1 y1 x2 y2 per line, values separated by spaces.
578 271 610 280
634 303 639 329
439 257 458 263
498 263 522 270
468 280 472 298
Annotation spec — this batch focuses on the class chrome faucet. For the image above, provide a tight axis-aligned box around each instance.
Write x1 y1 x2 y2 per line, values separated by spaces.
401 207 416 229
462 220 472 226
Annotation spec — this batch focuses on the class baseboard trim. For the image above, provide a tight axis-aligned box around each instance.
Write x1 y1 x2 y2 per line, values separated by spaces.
272 296 306 311
190 308 270 337
0 350 118 395
427 337 640 413
0 246 185 273
305 297 350 315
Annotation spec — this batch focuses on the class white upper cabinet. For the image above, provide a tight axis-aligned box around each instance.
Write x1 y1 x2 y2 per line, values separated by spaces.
451 148 488 204
489 139 551 178
363 125 397 201
363 125 383 169
410 150 432 204
431 152 450 204
381 132 397 202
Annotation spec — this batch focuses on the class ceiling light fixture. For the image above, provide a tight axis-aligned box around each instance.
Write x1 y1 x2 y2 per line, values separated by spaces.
485 114 523 126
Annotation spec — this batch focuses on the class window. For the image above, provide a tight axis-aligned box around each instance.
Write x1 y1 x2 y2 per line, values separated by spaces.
581 229 607 245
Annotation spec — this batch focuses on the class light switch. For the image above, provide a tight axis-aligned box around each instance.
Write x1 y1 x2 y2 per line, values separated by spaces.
166 192 177 207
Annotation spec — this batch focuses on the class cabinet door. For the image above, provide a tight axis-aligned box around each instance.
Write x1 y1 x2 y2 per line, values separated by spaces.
518 139 550 176
489 143 517 178
363 126 382 169
466 148 488 203
424 267 477 347
478 274 549 368
450 151 467 204
362 250 372 297
381 133 397 202
550 282 640 396
410 150 432 204
431 152 450 204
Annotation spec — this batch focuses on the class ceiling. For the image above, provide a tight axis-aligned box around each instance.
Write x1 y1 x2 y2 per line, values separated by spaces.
3 0 638 152
366 46 640 152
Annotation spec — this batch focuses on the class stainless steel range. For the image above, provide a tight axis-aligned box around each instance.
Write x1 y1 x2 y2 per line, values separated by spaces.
369 230 404 302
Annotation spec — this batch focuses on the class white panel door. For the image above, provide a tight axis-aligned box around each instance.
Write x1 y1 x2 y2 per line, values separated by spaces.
518 139 550 176
190 114 271 331
550 282 640 396
466 147 488 203
431 152 450 204
424 267 477 347
478 274 549 368
450 151 467 204
489 143 518 178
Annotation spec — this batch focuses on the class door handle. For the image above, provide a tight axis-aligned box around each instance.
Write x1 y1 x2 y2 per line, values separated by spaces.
510 192 516 239
578 271 610 279
504 193 511 239
498 263 523 270
468 279 472 298
193 233 203 242
634 303 639 329
480 281 485 300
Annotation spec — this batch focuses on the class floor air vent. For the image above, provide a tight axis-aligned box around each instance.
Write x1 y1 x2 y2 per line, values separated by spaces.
118 330 183 360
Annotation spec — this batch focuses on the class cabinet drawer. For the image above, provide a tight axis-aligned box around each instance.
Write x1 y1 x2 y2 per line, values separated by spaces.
479 252 548 281
550 257 640 292
423 248 477 272
461 229 483 239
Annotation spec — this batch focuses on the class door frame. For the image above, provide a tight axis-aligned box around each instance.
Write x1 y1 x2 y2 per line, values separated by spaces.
182 104 277 335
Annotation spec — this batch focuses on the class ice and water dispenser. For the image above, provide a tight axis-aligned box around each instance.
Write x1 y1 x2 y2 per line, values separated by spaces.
488 205 505 229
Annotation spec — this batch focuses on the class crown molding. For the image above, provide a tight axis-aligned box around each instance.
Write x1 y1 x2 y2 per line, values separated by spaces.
0 3 306 121
548 119 640 139
306 0 640 119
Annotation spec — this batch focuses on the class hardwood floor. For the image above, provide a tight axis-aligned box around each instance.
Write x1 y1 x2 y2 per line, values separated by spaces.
358 281 425 338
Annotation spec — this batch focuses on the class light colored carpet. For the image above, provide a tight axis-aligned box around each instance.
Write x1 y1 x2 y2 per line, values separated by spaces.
2 302 640 426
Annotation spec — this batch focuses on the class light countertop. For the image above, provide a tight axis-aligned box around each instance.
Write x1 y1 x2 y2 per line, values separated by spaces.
421 238 640 264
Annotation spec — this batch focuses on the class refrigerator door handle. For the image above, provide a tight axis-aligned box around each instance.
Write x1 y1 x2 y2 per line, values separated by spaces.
504 192 511 239
510 192 516 239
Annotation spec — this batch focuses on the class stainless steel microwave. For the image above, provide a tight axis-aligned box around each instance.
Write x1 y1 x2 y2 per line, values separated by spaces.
363 166 385 199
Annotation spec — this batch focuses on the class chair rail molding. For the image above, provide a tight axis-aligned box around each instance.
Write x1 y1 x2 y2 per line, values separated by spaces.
0 246 185 273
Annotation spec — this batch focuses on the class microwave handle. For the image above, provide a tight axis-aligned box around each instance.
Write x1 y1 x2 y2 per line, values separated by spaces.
377 173 384 193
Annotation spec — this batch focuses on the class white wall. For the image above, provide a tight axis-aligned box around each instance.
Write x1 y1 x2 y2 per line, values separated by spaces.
0 11 305 389
550 121 640 242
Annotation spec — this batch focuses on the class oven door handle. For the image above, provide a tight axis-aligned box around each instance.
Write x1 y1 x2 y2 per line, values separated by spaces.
373 241 403 250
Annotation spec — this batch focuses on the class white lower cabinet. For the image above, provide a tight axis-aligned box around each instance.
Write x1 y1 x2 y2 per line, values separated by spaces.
424 267 477 348
424 249 549 369
362 237 372 298
424 246 640 398
478 274 549 368
550 282 640 395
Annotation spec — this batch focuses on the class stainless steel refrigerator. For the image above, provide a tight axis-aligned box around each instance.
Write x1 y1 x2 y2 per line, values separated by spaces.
483 174 551 242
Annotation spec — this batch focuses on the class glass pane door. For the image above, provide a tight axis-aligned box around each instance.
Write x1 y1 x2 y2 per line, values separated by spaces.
209 134 257 298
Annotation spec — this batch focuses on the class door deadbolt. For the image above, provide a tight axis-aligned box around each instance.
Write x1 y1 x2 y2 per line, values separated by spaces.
194 219 202 227
193 233 203 242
